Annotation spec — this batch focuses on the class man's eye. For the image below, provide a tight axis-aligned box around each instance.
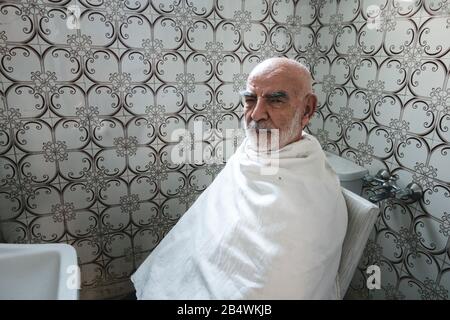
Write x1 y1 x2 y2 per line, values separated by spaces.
244 99 255 105
269 99 282 104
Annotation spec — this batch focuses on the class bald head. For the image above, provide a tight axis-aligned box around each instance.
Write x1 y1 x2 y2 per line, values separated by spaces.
248 57 313 98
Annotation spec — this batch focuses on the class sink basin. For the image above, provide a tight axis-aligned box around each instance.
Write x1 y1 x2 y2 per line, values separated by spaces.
0 243 80 300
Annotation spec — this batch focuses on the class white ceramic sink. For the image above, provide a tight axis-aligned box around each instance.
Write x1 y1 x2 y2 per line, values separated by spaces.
0 243 80 300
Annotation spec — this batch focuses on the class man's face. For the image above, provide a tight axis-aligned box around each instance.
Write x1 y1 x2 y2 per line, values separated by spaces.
242 69 308 151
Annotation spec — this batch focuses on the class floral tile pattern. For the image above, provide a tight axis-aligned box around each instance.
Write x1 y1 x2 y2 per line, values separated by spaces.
1 0 449 300
0 0 297 299
308 0 450 300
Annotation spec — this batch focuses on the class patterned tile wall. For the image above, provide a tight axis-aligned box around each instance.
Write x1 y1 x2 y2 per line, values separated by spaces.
1 0 449 300
305 0 450 299
0 0 301 299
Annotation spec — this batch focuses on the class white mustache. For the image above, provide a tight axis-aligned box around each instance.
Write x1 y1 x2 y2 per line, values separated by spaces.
246 120 274 131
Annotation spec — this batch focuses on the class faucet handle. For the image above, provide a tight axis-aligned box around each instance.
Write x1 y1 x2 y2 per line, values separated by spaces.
363 174 374 183
395 182 423 204
375 169 391 181
388 174 399 182
384 173 399 186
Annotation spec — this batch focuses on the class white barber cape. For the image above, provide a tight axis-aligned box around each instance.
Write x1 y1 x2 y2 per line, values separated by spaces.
131 132 348 299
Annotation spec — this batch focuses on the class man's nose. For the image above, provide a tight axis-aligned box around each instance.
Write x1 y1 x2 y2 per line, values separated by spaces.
250 98 269 122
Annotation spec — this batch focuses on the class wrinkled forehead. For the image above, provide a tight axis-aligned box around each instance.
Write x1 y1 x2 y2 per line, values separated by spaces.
246 69 303 97
247 59 313 94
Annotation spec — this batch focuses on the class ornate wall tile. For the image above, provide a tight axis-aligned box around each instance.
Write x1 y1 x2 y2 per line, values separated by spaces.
66 209 99 237
377 227 408 262
159 170 186 198
29 214 66 242
0 219 29 243
87 86 120 115
120 51 152 83
130 200 159 225
272 0 295 24
2 47 42 82
106 256 134 281
40 8 77 45
429 145 450 183
346 267 371 299
373 95 402 125
27 185 61 215
421 185 450 219
78 260 104 288
395 135 429 169
367 127 394 158
85 50 120 82
420 16 450 57
382 19 417 55
0 191 22 221
414 215 449 254
120 16 152 49
71 236 102 265
0 7 27 43
410 62 447 99
1 0 449 300
103 231 132 259
158 197 183 221
6 84 46 118
401 98 434 136
378 259 402 291
439 264 450 296
99 206 129 232
324 0 450 299
51 86 86 117
397 275 427 299
317 0 338 23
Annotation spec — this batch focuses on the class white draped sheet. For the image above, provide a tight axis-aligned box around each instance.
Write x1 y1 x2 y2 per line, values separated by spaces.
131 132 348 299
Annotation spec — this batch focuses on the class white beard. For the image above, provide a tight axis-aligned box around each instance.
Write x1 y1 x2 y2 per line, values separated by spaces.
244 110 302 152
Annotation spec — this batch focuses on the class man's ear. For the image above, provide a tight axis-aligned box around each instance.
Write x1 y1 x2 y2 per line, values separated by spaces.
300 93 317 128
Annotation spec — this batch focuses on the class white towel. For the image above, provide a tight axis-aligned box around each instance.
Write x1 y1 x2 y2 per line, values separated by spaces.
131 131 348 299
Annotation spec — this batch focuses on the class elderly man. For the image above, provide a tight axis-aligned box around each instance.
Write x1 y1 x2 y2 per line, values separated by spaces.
131 57 348 299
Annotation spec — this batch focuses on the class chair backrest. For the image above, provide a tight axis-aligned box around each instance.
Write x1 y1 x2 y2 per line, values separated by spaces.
337 188 379 299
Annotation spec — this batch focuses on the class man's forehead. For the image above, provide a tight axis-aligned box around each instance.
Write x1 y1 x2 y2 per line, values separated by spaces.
244 79 293 96
241 89 289 98
246 61 312 95
247 72 299 89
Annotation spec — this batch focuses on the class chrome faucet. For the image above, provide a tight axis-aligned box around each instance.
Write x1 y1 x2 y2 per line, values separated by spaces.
363 170 423 204
368 189 393 202
393 183 423 203
363 169 391 185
